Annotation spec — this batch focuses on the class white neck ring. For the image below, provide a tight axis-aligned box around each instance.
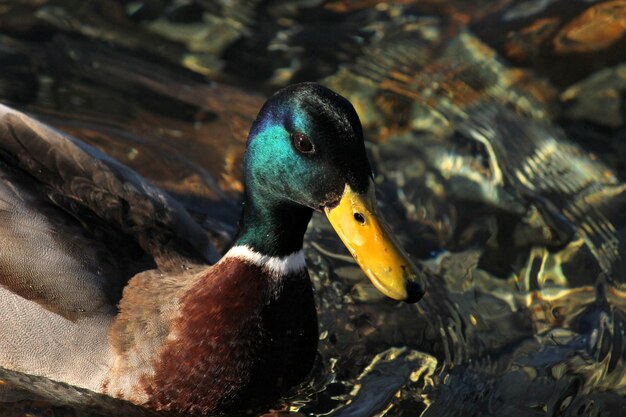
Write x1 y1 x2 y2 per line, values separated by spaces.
223 245 306 278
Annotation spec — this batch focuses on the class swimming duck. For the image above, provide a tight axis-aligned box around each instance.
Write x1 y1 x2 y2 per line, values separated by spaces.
0 83 423 415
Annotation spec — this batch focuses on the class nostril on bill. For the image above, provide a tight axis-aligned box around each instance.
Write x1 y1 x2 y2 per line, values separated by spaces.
353 212 365 224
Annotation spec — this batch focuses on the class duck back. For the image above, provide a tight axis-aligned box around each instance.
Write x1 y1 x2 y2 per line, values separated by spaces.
0 104 218 391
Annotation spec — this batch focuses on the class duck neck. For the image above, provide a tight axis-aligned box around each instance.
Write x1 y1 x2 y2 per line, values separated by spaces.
235 189 313 257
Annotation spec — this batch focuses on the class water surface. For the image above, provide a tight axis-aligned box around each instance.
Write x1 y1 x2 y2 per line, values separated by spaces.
1 1 625 416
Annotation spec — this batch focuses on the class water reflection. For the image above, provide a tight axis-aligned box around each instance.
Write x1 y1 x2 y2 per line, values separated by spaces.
1 0 626 416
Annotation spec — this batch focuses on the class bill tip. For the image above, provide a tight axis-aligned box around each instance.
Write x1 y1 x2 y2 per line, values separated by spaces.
404 280 424 304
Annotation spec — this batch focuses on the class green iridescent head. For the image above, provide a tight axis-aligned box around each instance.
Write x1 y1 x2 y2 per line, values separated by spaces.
236 82 372 256
245 83 371 208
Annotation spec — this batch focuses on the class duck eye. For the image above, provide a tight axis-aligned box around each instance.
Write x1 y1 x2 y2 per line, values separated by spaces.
291 133 314 154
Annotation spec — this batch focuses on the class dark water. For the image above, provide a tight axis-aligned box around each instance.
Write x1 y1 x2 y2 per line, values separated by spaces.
1 0 626 416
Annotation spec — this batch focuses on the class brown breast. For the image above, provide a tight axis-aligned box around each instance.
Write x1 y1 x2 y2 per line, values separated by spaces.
143 257 318 415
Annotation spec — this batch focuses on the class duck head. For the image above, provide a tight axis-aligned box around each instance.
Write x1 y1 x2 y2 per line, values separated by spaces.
237 83 424 302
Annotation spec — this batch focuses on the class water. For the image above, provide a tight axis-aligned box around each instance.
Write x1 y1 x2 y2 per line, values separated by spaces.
1 0 626 416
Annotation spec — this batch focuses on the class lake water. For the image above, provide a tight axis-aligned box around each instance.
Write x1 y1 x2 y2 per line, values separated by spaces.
0 1 625 416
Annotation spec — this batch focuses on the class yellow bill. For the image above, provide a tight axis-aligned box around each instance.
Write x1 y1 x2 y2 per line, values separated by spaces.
324 179 424 302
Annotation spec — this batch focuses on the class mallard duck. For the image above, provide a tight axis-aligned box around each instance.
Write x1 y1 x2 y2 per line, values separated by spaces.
0 83 423 415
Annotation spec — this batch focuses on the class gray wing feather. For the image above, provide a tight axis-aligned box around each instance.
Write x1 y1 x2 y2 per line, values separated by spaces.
0 104 219 318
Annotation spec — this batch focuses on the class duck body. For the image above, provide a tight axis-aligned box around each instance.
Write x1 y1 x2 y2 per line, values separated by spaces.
0 83 422 415
1 245 315 415
106 248 316 414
